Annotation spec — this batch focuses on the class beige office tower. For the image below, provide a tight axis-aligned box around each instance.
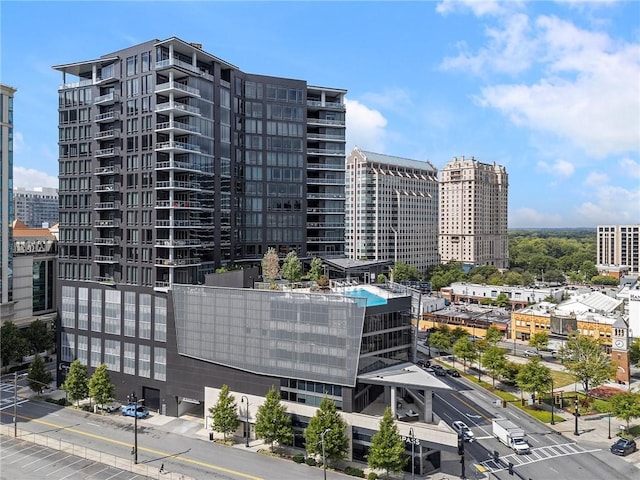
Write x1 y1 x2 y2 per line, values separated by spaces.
439 156 508 269
597 225 639 274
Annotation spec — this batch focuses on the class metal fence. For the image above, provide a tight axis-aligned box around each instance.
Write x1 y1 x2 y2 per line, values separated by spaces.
0 424 194 480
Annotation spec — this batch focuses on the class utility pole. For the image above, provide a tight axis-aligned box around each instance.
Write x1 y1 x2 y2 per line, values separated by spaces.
14 371 18 437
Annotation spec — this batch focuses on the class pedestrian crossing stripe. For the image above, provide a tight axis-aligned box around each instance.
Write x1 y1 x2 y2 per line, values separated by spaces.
479 443 601 472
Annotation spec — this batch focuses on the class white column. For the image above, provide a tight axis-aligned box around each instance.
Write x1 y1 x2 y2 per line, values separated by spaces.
391 386 397 417
423 389 433 422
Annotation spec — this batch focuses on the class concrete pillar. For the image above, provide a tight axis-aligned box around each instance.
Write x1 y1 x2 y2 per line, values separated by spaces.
391 387 397 417
424 389 433 422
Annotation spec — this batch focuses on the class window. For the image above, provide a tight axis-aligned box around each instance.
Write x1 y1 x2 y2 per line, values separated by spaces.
139 294 151 339
91 337 102 367
78 287 88 330
124 291 136 337
77 335 88 365
124 343 136 375
154 297 167 342
91 289 102 332
138 345 151 378
154 347 166 381
104 290 121 335
104 339 121 372
61 286 76 328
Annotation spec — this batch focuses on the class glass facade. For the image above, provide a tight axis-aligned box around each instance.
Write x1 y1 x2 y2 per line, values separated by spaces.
172 285 366 386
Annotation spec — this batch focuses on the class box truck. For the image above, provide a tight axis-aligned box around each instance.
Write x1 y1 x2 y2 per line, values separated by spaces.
492 419 531 454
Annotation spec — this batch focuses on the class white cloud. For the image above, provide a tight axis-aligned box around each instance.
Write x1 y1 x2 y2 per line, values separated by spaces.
619 157 640 178
537 159 575 177
13 132 25 153
13 166 58 190
574 184 640 226
440 8 640 159
345 98 388 154
436 0 513 17
510 207 564 228
583 171 609 187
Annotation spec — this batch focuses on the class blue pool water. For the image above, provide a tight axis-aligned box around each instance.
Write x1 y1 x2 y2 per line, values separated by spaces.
343 288 387 307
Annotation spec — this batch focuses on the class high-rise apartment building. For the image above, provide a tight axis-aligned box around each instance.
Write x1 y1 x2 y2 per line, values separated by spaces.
13 187 59 228
1 83 17 322
53 37 345 290
345 148 439 274
597 225 639 274
439 156 508 269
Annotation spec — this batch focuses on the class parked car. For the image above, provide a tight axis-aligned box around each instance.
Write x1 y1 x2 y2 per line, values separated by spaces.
122 404 149 419
96 401 121 413
432 364 444 370
610 438 637 456
434 368 447 376
446 369 461 377
452 420 475 442
550 350 559 358
523 350 541 357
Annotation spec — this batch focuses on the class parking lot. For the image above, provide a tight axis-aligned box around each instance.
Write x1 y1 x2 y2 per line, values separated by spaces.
0 435 153 480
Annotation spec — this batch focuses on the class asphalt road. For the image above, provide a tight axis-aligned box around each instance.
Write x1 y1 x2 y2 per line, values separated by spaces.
418 348 639 480
0 397 348 480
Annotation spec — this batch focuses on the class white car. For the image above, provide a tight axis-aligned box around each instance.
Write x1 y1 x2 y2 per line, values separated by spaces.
452 420 475 442
523 350 540 357
96 401 122 413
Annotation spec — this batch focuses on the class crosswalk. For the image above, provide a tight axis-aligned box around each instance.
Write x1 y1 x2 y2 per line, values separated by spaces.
478 442 601 472
0 381 29 411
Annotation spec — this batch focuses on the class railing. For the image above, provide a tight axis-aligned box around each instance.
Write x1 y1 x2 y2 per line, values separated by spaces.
155 200 202 208
307 236 344 242
95 165 119 175
95 202 119 210
94 92 120 104
155 181 201 190
95 111 119 122
155 239 201 247
94 238 116 245
155 81 200 97
306 163 345 171
94 255 118 262
155 220 202 227
0 425 194 480
155 257 201 266
306 133 345 141
94 219 120 227
94 129 119 139
155 101 200 115
307 148 345 156
155 58 214 80
94 184 118 192
307 222 345 228
306 178 344 185
307 100 345 109
307 207 345 213
155 121 200 133
306 193 345 199
155 141 201 153
58 79 93 90
307 118 345 126
95 148 120 158
154 160 201 172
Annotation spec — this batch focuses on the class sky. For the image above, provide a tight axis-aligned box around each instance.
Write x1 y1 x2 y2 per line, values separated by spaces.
1 0 639 228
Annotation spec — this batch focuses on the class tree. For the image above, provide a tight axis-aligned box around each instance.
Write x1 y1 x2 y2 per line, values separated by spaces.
309 257 323 281
562 334 615 393
610 392 640 431
428 331 451 356
261 247 280 282
1 321 29 368
304 397 349 466
500 361 522 385
24 319 54 354
62 359 89 407
209 385 240 441
579 261 598 281
494 292 510 307
630 338 640 367
482 346 507 387
376 274 387 284
453 337 477 373
89 363 115 408
516 357 552 401
529 332 549 351
367 407 406 478
281 251 303 283
255 386 293 451
391 262 421 282
484 326 503 345
27 354 52 396
451 327 468 344
504 271 524 286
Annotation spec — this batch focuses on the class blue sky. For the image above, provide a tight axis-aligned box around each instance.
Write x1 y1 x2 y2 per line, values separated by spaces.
2 0 639 228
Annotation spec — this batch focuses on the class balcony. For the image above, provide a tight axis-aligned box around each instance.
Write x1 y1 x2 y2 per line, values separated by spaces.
307 222 345 228
94 255 119 263
307 133 345 142
155 219 203 228
155 200 202 209
94 129 119 140
58 79 93 91
94 219 120 228
155 58 214 81
307 100 345 110
94 92 120 105
155 257 202 267
307 207 345 214
307 163 345 171
154 160 203 173
155 81 200 97
155 101 200 116
95 147 121 158
94 183 119 193
155 121 201 135
94 276 116 284
95 165 120 175
155 239 202 247
95 111 120 122
306 178 345 185
95 201 120 210
307 118 345 127
307 193 345 200
307 236 344 243
307 148 345 157
155 141 201 153
94 238 116 246
155 180 201 191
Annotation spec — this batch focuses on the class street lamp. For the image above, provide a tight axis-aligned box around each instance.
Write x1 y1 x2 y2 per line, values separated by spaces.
320 428 331 480
241 396 250 448
573 398 579 436
550 377 555 425
128 392 143 464
13 372 19 437
477 348 482 382
608 411 612 439
408 427 416 480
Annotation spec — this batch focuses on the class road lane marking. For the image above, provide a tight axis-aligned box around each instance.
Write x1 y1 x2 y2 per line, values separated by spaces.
87 422 100 427
12 414 264 480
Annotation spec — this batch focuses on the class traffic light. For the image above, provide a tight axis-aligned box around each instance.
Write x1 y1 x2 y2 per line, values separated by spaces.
457 434 464 455
508 462 514 475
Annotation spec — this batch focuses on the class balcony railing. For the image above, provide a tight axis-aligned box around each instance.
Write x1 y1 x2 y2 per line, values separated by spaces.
94 92 120 105
155 121 200 134
307 100 345 110
155 180 201 190
306 193 345 199
155 101 201 116
155 141 201 153
95 148 120 158
94 219 120 227
307 118 345 126
154 160 202 172
307 207 345 213
94 184 119 193
307 237 344 243
307 133 345 141
94 255 119 263
59 79 93 90
307 148 345 156
155 200 202 209
95 111 119 122
95 202 119 210
155 239 202 247
93 238 116 245
306 178 344 185
95 165 120 175
155 257 201 266
155 219 203 228
155 59 214 80
307 163 345 171
155 81 200 97
94 129 119 140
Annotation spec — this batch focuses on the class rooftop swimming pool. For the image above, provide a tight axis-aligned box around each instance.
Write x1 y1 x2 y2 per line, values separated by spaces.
343 288 388 307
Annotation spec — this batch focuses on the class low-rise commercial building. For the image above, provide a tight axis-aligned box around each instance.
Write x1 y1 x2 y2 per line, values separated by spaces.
441 282 564 310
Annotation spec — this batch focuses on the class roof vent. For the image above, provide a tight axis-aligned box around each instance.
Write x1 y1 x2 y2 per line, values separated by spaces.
190 42 203 50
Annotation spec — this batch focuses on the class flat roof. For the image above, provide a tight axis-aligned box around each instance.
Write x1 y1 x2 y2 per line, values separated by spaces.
358 363 452 391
